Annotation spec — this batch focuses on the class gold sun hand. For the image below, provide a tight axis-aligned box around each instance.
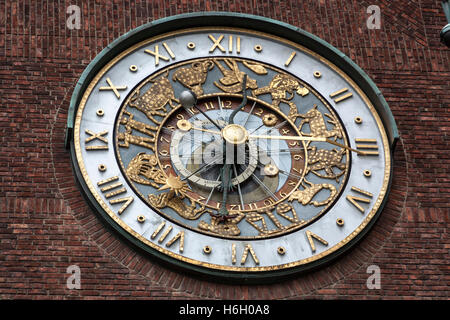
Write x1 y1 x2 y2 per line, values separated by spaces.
248 134 366 155
248 134 326 142
176 119 366 155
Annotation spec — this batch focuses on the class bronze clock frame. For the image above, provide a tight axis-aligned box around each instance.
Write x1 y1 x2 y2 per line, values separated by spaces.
66 12 398 283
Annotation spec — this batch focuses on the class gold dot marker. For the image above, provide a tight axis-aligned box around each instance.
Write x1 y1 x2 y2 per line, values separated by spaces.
363 170 372 177
262 113 278 127
129 65 138 72
314 71 322 78
177 119 192 132
203 246 212 254
98 164 107 172
96 109 104 117
254 44 263 52
137 215 146 223
264 164 279 177
187 42 196 50
277 246 286 255
355 117 363 124
336 218 344 226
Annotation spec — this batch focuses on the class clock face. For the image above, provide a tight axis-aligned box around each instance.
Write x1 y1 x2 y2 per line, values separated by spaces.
70 18 393 281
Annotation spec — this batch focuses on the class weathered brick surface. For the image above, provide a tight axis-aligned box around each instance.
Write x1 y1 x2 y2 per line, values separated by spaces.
0 0 448 299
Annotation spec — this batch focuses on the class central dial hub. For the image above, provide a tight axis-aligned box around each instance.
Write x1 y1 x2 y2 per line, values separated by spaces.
221 124 248 145
153 94 307 219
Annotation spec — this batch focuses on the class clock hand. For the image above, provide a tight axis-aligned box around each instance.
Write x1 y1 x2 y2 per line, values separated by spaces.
242 100 257 128
179 90 223 131
251 172 279 201
216 75 249 219
248 134 326 141
227 74 248 125
181 154 222 181
177 120 364 154
233 164 245 210
249 134 366 155
324 139 367 155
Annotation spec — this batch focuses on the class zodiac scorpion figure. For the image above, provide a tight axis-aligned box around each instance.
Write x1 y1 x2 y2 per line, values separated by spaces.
289 179 337 207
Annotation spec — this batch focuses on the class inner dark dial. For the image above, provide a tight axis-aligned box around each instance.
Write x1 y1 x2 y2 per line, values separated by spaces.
157 95 307 216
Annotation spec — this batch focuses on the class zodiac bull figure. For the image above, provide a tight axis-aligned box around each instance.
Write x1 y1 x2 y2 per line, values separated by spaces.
128 74 178 124
172 60 214 96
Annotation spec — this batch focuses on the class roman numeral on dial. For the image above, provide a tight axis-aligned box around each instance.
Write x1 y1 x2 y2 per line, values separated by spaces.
208 34 241 53
144 42 176 66
346 186 373 213
306 230 328 253
97 176 134 215
231 243 259 265
355 139 379 156
151 221 185 253
85 129 108 150
330 87 353 103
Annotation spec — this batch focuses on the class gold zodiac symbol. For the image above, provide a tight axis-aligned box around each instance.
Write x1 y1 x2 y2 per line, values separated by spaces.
172 60 214 96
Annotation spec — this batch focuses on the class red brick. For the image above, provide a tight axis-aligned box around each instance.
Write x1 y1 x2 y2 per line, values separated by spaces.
0 0 448 301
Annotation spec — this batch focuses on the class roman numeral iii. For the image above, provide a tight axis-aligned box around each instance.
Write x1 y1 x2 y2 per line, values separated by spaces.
355 138 379 156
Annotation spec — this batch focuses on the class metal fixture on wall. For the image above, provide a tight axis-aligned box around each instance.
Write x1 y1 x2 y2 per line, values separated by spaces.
441 0 450 47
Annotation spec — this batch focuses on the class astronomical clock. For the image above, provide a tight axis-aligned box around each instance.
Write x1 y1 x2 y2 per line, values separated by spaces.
67 13 398 282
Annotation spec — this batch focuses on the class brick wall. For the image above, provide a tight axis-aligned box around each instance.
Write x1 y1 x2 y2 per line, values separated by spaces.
0 0 448 299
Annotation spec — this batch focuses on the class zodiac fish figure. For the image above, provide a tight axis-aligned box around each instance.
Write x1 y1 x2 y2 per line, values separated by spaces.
252 73 309 120
126 153 166 188
128 73 178 125
213 58 258 93
172 60 214 96
198 212 245 236
297 105 343 141
147 174 207 220
288 179 337 207
305 145 347 182
245 203 306 236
